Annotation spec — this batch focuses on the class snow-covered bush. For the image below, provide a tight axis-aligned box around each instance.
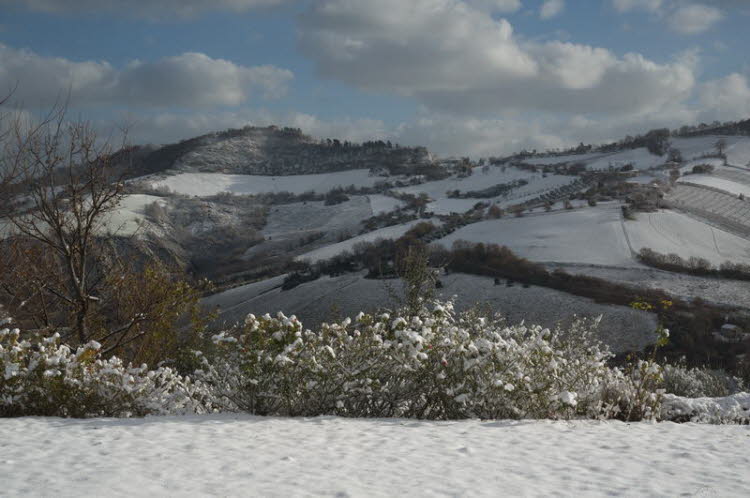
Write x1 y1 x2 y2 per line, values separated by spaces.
662 392 750 424
662 362 737 398
0 326 212 418
197 301 664 421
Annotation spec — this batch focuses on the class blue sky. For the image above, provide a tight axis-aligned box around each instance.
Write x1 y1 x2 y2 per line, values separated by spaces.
1 0 749 156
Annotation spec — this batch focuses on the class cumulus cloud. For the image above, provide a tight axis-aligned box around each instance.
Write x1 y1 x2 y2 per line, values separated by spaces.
667 3 724 34
612 1 727 34
0 0 291 18
699 73 750 122
299 0 538 96
540 0 564 20
466 0 522 13
0 44 293 109
299 0 696 115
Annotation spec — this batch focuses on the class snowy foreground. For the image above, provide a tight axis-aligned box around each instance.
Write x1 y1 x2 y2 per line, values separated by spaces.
1 416 748 497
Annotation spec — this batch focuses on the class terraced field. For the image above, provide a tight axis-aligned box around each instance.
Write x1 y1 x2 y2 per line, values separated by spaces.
667 183 750 237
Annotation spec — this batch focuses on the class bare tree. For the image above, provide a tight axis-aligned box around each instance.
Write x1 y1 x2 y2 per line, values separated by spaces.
1 103 128 342
0 102 205 363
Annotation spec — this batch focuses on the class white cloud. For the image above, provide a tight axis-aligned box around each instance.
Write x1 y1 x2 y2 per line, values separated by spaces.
699 73 750 122
0 44 293 109
300 0 696 115
299 0 538 95
540 0 564 20
0 0 290 18
466 0 522 13
667 3 724 34
612 1 726 34
612 0 663 12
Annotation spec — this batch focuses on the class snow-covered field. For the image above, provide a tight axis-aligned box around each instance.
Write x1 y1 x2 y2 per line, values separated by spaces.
586 147 665 171
678 174 750 198
261 198 373 240
434 203 750 267
1 194 166 239
393 166 576 215
205 272 657 353
522 148 665 171
101 194 166 236
671 136 750 166
150 170 380 196
1 415 747 497
437 204 636 267
668 184 750 234
626 210 750 266
396 166 535 200
552 263 750 310
367 194 404 215
296 220 426 263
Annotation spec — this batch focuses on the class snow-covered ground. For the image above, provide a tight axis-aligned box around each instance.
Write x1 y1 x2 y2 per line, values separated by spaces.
671 136 750 166
586 148 665 171
550 263 750 310
1 194 166 239
367 194 404 215
100 194 167 236
437 204 636 267
521 151 601 166
522 148 665 171
626 210 750 266
150 170 380 197
678 174 750 198
393 166 577 215
205 272 657 353
261 198 373 240
434 203 750 267
396 166 536 200
296 220 426 263
1 415 747 497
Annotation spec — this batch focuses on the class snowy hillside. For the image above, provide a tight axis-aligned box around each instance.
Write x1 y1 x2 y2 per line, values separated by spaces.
522 135 750 171
149 170 380 196
1 415 748 497
205 272 658 353
437 203 636 266
435 203 750 267
295 220 427 263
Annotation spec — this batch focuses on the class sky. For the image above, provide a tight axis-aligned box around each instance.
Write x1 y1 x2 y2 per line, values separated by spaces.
1 0 749 157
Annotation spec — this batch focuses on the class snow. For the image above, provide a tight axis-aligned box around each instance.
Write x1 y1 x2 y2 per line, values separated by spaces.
296 220 426 263
433 203 750 268
437 203 636 267
550 263 750 310
396 166 535 201
204 272 658 353
100 194 167 236
1 415 748 497
586 148 665 171
521 152 601 165
726 138 750 167
626 210 750 266
367 194 404 215
396 167 576 215
520 148 665 171
678 174 750 198
150 170 379 197
663 392 750 424
1 194 166 239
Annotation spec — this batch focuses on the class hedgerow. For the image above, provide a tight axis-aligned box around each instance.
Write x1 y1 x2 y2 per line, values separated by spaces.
0 322 211 418
196 300 665 421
